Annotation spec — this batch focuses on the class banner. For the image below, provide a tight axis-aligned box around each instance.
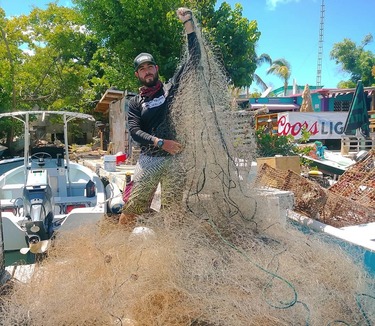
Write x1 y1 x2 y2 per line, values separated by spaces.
277 112 349 140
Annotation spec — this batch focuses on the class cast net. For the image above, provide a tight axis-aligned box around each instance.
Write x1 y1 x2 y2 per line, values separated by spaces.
1 14 375 326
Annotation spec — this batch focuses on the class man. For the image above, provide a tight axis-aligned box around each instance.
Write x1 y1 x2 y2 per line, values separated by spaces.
119 7 200 226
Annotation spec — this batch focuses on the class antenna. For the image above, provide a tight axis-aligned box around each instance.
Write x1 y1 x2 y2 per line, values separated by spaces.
316 0 325 88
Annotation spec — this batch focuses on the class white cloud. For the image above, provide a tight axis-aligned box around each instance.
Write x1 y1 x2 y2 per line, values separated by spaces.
266 0 301 10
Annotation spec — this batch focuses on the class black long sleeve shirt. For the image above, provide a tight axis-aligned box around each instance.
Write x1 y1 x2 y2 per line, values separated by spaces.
127 32 200 156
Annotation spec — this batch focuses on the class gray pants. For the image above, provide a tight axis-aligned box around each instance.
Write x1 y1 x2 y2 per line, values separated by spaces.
122 154 185 215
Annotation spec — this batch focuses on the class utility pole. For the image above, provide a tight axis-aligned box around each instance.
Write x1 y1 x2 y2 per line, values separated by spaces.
316 0 325 88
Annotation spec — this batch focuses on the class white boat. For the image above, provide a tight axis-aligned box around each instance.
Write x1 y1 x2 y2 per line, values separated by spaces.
0 157 24 175
303 150 356 177
0 111 121 254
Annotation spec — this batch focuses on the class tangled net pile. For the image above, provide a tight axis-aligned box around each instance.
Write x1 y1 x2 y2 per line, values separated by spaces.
1 16 375 326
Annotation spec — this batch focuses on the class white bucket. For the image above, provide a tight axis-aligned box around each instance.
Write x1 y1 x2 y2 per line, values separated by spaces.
104 155 116 172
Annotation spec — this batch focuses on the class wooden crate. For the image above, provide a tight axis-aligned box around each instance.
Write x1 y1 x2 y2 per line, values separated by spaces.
255 113 278 134
369 110 375 134
257 156 300 174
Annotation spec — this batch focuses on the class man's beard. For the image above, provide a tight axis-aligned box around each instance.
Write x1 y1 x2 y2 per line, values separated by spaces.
139 72 159 87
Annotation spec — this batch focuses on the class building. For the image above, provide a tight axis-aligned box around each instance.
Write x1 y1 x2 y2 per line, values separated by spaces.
95 84 375 155
249 85 375 114
94 88 136 155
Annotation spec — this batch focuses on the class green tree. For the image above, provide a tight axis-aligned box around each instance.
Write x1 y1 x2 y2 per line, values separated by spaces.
73 0 260 89
267 58 291 96
206 2 260 88
330 33 375 87
0 8 31 147
12 4 98 111
337 80 356 89
0 8 28 113
0 5 104 150
73 0 185 89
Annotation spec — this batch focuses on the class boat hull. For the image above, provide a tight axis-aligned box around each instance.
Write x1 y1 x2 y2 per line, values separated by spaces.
0 157 24 175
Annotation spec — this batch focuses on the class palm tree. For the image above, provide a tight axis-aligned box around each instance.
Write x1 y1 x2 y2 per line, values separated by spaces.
267 58 291 96
232 53 272 98
251 53 272 93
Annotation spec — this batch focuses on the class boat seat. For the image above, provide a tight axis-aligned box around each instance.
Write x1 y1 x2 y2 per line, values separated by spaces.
0 199 21 212
0 184 24 199
54 196 97 205
0 183 25 190
0 199 15 207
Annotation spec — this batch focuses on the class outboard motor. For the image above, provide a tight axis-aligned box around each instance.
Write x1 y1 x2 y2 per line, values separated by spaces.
23 168 54 248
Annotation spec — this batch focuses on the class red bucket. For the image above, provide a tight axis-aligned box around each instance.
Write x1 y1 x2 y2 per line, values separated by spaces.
116 153 127 165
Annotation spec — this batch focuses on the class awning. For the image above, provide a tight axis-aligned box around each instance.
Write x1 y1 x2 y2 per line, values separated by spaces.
316 87 375 98
250 103 300 111
95 89 124 114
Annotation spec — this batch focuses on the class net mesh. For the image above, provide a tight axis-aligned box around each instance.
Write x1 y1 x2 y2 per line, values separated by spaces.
328 149 375 208
2 218 375 326
1 16 375 326
255 146 375 228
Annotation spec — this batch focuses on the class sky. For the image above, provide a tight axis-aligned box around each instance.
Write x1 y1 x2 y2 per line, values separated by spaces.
217 0 375 91
1 0 374 92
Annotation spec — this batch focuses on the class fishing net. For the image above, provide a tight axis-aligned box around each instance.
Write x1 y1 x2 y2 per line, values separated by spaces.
255 163 375 228
328 149 375 209
1 15 375 326
255 144 375 228
1 217 375 326
255 163 327 219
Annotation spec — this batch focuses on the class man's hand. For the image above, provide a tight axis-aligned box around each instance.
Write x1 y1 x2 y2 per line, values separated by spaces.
163 139 183 155
176 7 192 23
154 138 183 155
177 7 194 33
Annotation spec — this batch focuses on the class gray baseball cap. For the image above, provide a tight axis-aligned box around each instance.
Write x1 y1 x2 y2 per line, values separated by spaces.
134 52 156 71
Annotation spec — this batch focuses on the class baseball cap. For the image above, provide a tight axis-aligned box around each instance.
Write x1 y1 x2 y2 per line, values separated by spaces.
134 53 156 71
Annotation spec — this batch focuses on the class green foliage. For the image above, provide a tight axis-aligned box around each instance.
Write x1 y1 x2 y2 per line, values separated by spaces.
0 4 101 115
255 126 314 167
0 4 107 148
74 0 185 85
1 1 261 146
267 58 291 96
330 34 375 87
249 91 262 98
73 0 260 88
0 118 23 140
17 5 99 111
299 127 311 144
255 127 296 157
337 80 356 89
206 2 260 87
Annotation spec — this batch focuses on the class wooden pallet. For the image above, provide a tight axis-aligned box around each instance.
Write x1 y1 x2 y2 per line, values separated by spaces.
341 134 375 154
368 110 375 133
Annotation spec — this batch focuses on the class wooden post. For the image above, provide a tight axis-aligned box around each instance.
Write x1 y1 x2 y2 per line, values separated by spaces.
100 130 104 151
